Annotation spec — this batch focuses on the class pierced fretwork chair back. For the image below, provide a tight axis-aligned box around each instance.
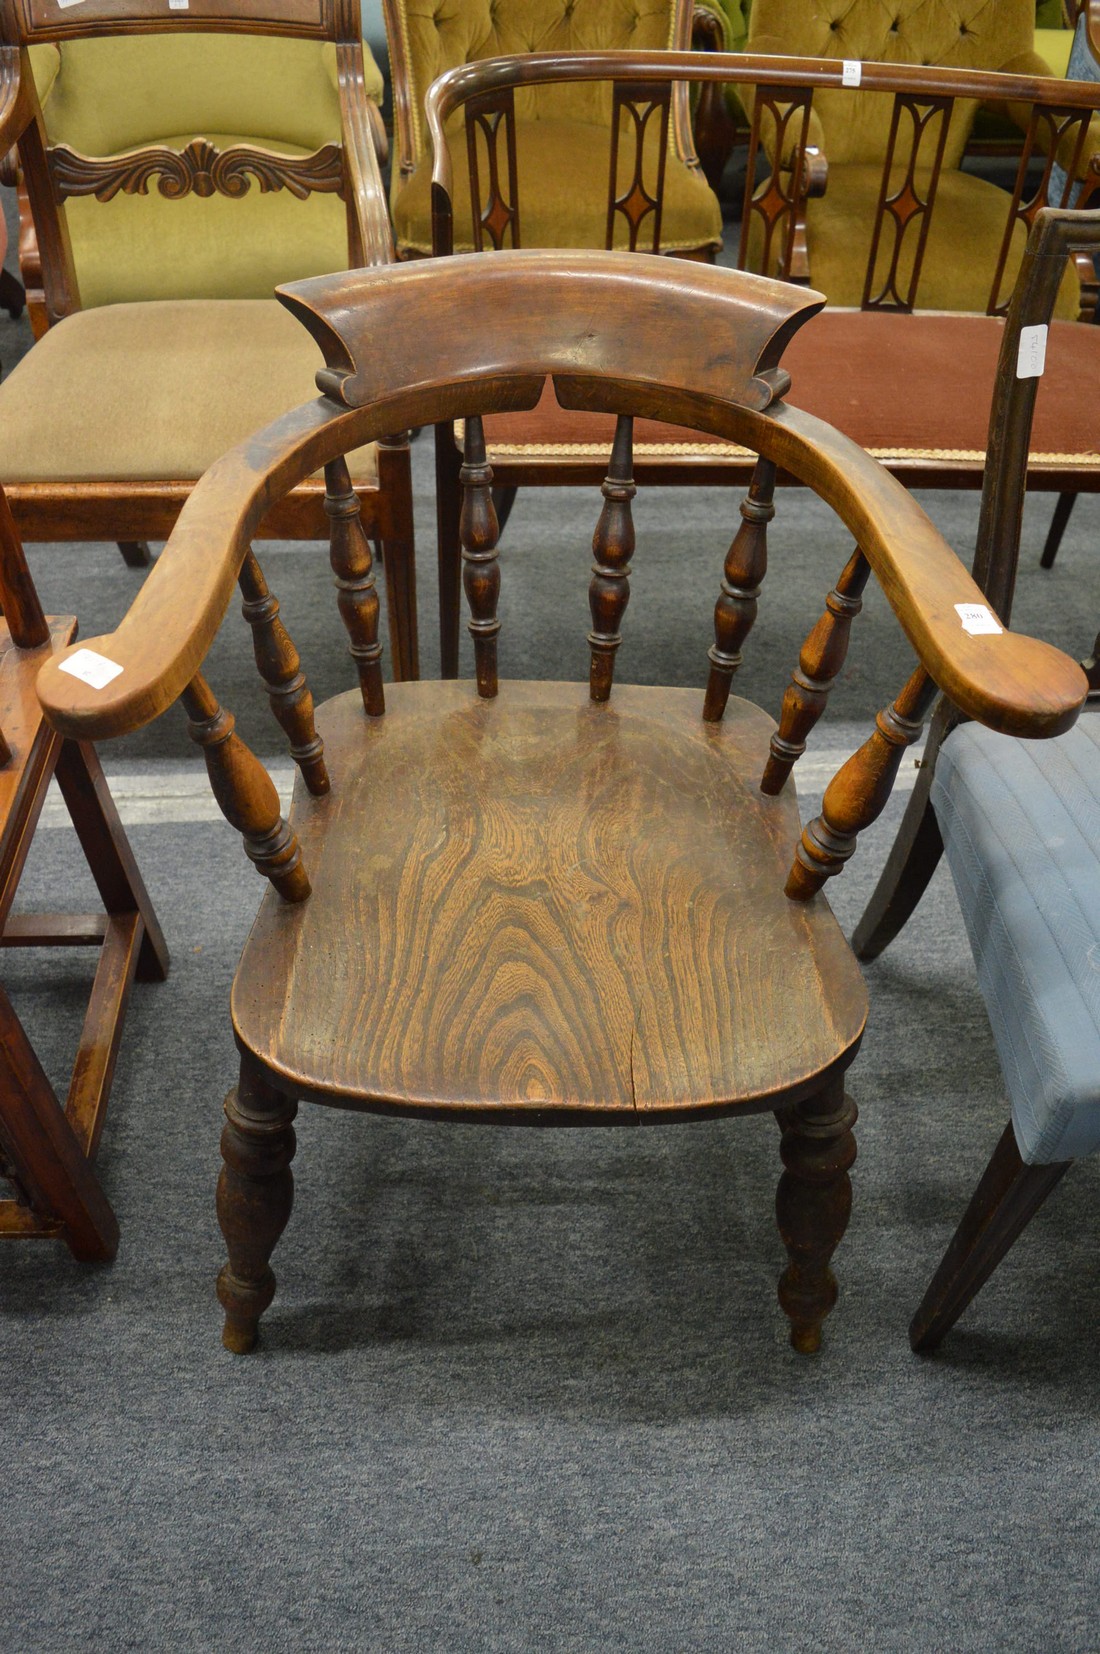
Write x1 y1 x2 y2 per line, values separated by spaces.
35 251 1086 916
2 0 388 330
427 51 1100 313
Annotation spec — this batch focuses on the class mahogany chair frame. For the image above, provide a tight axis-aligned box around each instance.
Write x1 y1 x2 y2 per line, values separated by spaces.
854 211 1100 953
426 49 1100 676
0 0 417 679
0 486 168 1260
34 250 1086 1356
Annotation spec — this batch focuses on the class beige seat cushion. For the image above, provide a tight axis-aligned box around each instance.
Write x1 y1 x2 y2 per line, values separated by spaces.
0 299 377 485
394 118 723 256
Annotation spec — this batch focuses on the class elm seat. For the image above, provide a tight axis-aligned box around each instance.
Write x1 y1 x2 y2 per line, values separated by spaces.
394 117 723 257
232 681 867 1115
932 715 1100 1166
0 300 378 485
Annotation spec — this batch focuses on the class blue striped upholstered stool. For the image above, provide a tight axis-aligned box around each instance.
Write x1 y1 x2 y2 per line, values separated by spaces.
910 713 1100 1349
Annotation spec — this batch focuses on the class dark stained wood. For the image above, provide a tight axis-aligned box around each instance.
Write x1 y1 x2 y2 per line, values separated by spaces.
703 457 775 723
459 416 501 700
464 88 520 252
863 94 951 313
324 455 385 717
239 547 329 795
854 210 1100 961
762 549 871 795
216 1057 298 1354
181 673 311 902
0 509 167 1258
776 1076 858 1354
231 681 868 1119
48 138 345 205
909 1124 1071 1353
588 416 636 703
607 82 671 254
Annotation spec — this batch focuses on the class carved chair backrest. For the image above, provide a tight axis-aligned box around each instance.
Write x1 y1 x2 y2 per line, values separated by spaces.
0 0 387 324
427 51 1100 311
35 252 1085 914
747 0 1036 168
382 0 695 197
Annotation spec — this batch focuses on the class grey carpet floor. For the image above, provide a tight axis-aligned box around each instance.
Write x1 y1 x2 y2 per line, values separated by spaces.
2 259 1100 1652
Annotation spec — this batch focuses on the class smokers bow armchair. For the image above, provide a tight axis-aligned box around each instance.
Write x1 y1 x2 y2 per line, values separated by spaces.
35 251 1086 1358
0 0 417 679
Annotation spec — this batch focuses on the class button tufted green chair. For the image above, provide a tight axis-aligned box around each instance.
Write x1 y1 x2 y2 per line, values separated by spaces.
382 0 723 257
745 0 1086 314
2 2 417 678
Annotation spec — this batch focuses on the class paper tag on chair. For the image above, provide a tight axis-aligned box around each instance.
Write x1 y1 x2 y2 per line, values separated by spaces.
168 0 190 9
58 648 124 689
954 603 1003 637
56 2 87 9
1016 324 1048 379
842 60 862 86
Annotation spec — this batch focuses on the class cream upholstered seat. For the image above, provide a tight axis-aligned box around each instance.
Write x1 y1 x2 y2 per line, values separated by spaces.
384 0 722 258
1 3 418 681
0 302 377 484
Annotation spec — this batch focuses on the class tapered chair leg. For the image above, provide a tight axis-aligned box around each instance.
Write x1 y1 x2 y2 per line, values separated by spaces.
909 1123 1071 1353
435 422 463 678
216 1059 297 1353
851 760 943 960
1039 492 1077 571
117 542 152 569
776 1077 858 1353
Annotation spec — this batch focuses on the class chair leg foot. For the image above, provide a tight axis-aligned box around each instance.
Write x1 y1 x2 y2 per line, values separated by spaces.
775 1077 858 1354
908 1123 1070 1353
216 1061 297 1354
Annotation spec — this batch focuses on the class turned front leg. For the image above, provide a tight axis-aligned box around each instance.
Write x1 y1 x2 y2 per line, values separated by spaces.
216 1061 298 1354
775 1078 858 1354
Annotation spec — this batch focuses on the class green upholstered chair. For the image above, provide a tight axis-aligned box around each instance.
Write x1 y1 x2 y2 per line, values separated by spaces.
744 0 1087 315
382 0 723 258
1 1 417 680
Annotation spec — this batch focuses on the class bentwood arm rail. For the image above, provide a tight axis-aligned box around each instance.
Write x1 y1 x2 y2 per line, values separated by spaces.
34 252 1086 745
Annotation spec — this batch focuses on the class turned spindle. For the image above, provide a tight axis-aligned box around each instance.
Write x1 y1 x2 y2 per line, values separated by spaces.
460 415 501 698
761 549 871 794
239 548 328 796
182 673 310 902
324 456 385 717
703 458 776 722
786 665 937 901
588 415 636 702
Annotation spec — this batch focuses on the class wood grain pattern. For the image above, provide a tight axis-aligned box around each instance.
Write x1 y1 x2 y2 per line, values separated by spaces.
231 681 868 1119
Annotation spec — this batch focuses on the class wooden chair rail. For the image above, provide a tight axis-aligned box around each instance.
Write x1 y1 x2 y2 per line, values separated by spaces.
427 50 1100 308
34 254 1086 757
3 0 363 45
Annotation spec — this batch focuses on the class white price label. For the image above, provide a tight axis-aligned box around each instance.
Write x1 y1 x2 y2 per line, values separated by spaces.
169 0 190 8
58 648 124 690
56 1 87 9
1016 323 1048 379
955 603 1003 637
842 59 862 86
